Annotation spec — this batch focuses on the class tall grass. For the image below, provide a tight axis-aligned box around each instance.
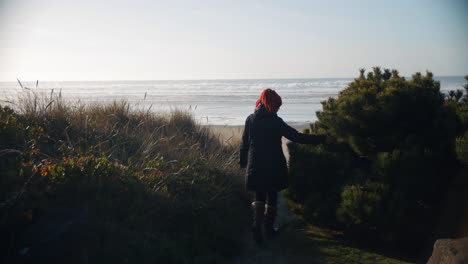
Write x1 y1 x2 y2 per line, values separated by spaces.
1 86 248 263
11 85 237 167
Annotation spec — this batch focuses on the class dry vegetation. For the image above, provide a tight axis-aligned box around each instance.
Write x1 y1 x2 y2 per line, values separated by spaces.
1 85 249 263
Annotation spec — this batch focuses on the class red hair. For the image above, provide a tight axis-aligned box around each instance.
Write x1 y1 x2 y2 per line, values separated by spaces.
255 88 282 113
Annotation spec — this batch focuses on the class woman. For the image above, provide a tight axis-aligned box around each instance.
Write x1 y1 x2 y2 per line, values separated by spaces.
239 88 326 244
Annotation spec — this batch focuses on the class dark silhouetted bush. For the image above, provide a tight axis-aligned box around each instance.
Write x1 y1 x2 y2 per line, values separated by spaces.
287 68 467 255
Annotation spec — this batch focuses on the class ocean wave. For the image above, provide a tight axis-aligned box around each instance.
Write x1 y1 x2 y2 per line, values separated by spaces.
1 77 464 125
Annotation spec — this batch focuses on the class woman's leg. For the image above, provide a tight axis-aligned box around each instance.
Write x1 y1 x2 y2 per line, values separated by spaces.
266 191 277 207
251 191 266 244
265 191 278 238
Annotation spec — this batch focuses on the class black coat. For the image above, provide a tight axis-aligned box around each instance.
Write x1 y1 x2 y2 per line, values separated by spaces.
240 104 325 192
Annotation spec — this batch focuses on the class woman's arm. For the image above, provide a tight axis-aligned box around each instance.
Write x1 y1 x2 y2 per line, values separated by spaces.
280 118 326 144
239 117 250 168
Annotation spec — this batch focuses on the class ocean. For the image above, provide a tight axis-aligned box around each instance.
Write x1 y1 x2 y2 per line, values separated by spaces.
0 77 465 126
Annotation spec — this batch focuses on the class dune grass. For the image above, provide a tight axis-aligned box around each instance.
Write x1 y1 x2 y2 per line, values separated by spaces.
0 87 249 263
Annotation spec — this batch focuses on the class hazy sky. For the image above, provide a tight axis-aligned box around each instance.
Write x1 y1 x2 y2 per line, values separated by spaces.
0 0 467 81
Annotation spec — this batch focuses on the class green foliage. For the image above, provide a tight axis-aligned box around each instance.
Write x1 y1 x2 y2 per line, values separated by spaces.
455 131 468 165
337 181 388 227
0 94 247 263
20 156 243 262
447 75 468 103
316 68 455 155
0 106 26 148
287 141 358 226
445 76 468 136
288 68 466 256
446 76 468 165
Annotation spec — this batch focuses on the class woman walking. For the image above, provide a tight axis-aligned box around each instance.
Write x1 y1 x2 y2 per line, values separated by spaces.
240 88 327 244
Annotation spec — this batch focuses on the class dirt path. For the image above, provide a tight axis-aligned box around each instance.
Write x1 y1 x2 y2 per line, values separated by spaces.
233 139 323 263
232 193 413 264
231 139 412 264
232 192 324 264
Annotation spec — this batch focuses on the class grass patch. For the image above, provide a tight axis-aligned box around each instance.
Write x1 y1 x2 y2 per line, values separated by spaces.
282 192 416 264
294 224 413 264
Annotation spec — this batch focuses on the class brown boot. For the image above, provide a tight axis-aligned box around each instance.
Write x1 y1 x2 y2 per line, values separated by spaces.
264 204 278 239
251 201 265 244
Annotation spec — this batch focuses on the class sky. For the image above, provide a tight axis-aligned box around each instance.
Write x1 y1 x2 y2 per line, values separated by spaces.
0 0 467 81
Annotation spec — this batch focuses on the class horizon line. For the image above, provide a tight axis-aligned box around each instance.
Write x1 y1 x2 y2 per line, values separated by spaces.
1 74 466 83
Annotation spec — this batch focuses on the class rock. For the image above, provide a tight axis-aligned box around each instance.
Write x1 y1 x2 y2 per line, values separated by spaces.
427 237 468 264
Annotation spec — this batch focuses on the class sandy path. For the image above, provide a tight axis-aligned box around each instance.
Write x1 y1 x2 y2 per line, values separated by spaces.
231 193 305 264
230 136 308 264
206 124 317 263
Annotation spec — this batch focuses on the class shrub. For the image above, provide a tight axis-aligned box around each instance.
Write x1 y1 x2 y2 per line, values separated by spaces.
336 181 388 228
447 76 468 165
316 68 457 156
455 131 468 165
287 68 465 254
287 139 359 226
